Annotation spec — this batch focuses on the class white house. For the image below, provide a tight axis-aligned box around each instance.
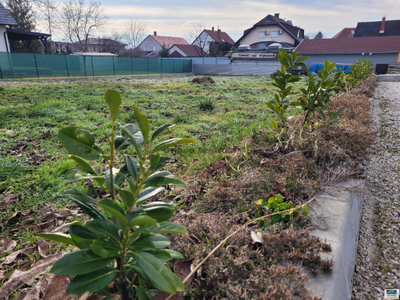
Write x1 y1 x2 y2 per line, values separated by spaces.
192 27 235 54
0 2 18 52
234 14 305 49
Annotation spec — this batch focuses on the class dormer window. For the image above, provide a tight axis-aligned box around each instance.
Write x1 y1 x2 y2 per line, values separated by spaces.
266 15 272 22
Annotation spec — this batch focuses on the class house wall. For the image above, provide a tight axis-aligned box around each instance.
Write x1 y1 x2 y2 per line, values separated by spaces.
303 53 400 66
169 46 186 57
0 26 10 52
192 31 213 53
139 36 162 52
239 25 296 47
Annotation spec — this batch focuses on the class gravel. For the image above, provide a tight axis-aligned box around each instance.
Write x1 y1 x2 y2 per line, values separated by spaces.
352 82 400 299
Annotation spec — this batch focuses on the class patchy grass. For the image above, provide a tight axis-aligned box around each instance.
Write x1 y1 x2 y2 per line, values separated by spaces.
0 74 376 299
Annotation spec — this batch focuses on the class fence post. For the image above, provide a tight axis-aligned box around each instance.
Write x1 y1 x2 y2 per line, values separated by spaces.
161 58 163 74
173 59 175 73
91 56 94 77
113 57 116 76
83 56 87 77
147 58 149 74
33 53 39 78
131 57 133 75
65 55 70 77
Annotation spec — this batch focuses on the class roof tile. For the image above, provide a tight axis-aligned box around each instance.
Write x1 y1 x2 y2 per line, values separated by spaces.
296 36 400 53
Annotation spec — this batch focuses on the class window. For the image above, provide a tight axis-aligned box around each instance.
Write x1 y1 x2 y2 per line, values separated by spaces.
271 31 278 38
258 31 265 38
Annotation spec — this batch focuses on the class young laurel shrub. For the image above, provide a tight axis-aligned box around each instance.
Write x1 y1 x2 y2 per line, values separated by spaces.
266 48 309 131
39 90 194 300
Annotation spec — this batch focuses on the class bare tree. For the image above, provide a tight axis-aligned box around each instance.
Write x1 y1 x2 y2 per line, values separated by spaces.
185 22 208 56
305 31 325 39
58 0 107 52
36 0 59 36
124 18 146 49
100 31 126 55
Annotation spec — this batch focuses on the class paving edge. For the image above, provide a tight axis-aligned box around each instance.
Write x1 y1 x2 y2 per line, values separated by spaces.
305 178 365 300
376 75 400 82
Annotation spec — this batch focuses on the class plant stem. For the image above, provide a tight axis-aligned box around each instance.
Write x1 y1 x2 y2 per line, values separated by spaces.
110 121 116 200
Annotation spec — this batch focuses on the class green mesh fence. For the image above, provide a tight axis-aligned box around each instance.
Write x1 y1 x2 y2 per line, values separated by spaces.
0 53 192 79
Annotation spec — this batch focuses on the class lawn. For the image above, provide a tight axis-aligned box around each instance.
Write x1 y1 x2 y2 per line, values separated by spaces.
0 75 305 214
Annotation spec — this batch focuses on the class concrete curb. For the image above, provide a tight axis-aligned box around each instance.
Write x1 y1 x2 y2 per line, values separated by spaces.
306 178 365 300
376 75 400 82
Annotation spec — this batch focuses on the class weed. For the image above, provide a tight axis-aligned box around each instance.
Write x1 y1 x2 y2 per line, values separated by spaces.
198 99 215 111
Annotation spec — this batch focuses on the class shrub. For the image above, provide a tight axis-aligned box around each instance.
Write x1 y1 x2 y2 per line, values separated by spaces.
39 90 194 299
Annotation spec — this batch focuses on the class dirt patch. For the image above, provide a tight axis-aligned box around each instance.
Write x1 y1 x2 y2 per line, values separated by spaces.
191 76 215 84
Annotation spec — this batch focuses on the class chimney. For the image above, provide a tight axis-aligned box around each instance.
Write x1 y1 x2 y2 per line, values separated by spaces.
217 29 221 40
275 13 280 18
154 31 157 36
380 16 386 33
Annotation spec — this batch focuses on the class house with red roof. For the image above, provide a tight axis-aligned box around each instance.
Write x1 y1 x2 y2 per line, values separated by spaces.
295 36 400 66
332 28 355 39
192 27 234 54
138 32 189 57
169 44 206 57
296 16 400 66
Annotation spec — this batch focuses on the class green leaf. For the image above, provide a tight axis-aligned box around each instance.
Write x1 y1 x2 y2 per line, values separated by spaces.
115 165 129 187
51 249 115 276
68 155 96 174
147 249 172 262
135 286 152 300
124 155 139 181
114 136 131 151
58 126 101 160
85 219 120 242
131 105 150 144
136 222 187 235
164 249 184 260
66 267 117 295
37 233 76 246
98 199 129 232
130 251 184 294
271 119 279 131
151 124 175 142
129 234 170 250
141 202 174 222
69 224 97 240
136 187 165 203
65 190 97 204
144 171 185 188
152 138 195 153
317 108 326 121
117 188 135 209
90 239 121 258
104 89 121 123
129 215 158 227
74 174 106 187
121 124 143 159
149 153 160 168
74 200 107 220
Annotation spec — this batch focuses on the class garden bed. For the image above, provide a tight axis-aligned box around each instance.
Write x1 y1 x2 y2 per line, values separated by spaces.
0 73 376 299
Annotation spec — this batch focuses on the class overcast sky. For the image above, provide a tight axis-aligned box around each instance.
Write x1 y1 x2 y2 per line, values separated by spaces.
46 0 400 42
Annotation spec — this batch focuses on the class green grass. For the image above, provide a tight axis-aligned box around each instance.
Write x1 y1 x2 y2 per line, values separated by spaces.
0 75 306 212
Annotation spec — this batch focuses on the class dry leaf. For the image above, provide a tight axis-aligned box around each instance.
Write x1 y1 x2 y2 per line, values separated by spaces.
42 274 73 300
0 252 64 299
0 239 17 254
251 231 263 244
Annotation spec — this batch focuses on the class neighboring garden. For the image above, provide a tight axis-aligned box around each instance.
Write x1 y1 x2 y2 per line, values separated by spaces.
0 52 375 299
